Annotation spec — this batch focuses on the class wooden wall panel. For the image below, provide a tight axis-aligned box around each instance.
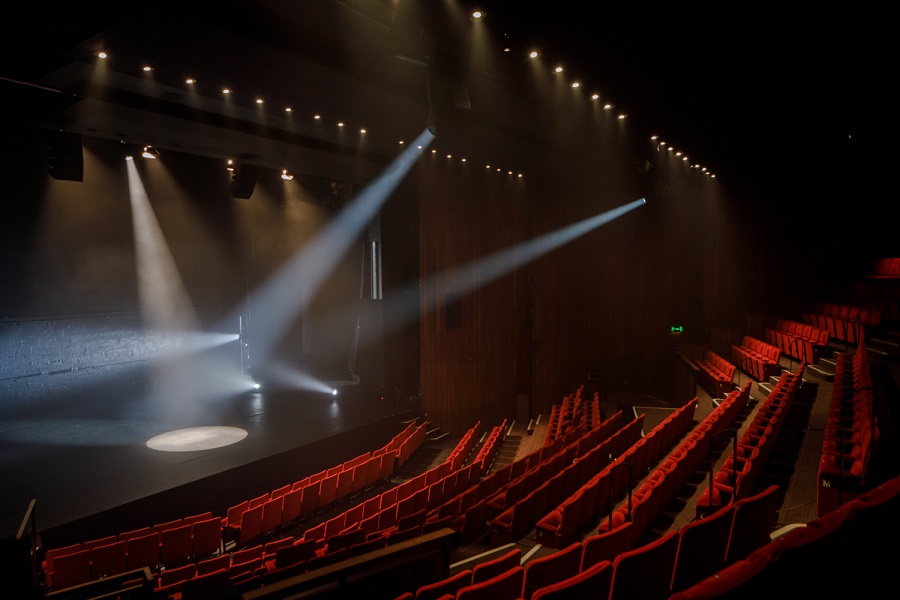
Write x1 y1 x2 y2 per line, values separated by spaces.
418 158 533 434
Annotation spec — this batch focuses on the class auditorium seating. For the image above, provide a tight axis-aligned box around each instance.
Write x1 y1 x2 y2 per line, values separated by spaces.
803 301 881 345
695 351 736 397
817 333 878 516
608 530 679 600
530 559 613 600
730 336 781 382
696 366 804 514
764 318 829 364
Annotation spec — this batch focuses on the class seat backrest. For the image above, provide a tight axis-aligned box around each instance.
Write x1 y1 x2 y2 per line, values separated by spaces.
191 517 222 559
125 531 161 571
671 504 735 594
89 540 127 579
413 568 473 600
531 559 613 600
726 484 780 564
609 530 679 600
522 542 583 600
51 549 91 591
580 521 635 571
457 566 524 600
472 547 522 584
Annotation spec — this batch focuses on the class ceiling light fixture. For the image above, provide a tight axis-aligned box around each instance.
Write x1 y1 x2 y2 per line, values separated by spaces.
529 50 540 59
470 10 486 22
142 65 153 72
591 93 599 100
141 146 159 159
572 82 581 88
97 51 108 59
281 169 293 180
554 66 564 73
185 78 196 84
222 88 231 94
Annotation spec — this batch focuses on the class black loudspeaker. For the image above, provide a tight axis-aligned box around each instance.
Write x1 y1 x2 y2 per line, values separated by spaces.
48 131 83 181
426 51 471 136
230 164 256 199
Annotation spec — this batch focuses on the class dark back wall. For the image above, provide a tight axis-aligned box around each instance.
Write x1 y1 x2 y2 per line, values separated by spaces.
0 128 368 409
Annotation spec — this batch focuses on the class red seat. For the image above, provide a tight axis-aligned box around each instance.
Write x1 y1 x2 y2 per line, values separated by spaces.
671 504 735 594
522 542 583 600
260 496 284 536
456 566 524 600
471 547 521 584
414 568 472 600
191 516 222 559
125 531 160 572
160 523 193 567
531 559 613 600
50 548 91 590
725 484 780 565
89 540 127 579
609 530 679 600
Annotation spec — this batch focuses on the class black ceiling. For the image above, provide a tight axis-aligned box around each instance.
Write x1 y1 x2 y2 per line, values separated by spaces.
1 0 893 194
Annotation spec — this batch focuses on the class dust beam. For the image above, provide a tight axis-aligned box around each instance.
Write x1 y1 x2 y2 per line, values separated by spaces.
330 198 649 345
126 157 200 333
224 128 436 367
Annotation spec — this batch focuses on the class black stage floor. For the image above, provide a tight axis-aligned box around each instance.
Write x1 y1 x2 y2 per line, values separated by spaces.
0 363 415 551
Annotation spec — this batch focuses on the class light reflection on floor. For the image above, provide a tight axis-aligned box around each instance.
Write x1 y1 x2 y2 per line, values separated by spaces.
145 426 248 452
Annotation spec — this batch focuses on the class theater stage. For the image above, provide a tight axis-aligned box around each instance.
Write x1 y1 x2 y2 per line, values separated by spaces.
0 363 418 552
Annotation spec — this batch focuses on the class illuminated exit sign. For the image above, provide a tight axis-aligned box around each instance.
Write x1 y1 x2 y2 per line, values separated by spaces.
670 325 684 334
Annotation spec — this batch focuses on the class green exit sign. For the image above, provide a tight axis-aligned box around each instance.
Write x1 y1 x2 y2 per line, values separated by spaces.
670 325 684 333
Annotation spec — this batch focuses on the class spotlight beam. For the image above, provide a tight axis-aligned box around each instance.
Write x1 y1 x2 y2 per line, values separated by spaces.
331 198 648 345
229 128 435 365
126 158 200 333
422 198 648 310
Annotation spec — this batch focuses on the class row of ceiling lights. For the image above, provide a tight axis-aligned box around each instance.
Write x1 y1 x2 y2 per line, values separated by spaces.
470 8 715 177
96 6 714 181
95 50 526 181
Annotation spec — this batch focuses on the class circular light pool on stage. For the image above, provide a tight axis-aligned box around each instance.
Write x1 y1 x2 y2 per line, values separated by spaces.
146 426 248 452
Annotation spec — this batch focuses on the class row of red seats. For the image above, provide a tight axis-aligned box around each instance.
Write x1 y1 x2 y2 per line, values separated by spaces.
695 351 736 398
429 424 593 546
533 415 649 549
542 385 585 445
488 413 627 544
155 421 491 597
487 412 624 523
600 385 751 542
764 318 829 364
394 482 781 600
447 421 482 472
471 419 509 472
696 365 805 515
730 336 781 382
672 474 900 599
41 419 427 593
851 280 900 323
803 301 881 345
817 334 878 516
41 512 221 591
223 420 428 548
870 257 900 279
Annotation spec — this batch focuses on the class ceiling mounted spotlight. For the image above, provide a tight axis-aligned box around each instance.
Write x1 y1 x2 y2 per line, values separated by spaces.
529 50 540 59
141 145 159 159
470 10 486 22
281 169 293 181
